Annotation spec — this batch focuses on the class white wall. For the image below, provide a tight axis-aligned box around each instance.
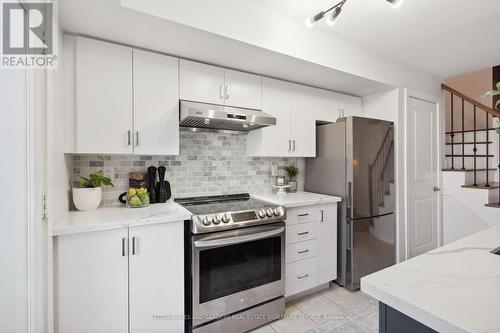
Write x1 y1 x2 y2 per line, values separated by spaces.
121 0 442 97
0 63 29 333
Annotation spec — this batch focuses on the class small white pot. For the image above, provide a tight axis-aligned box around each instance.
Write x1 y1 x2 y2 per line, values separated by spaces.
72 187 102 211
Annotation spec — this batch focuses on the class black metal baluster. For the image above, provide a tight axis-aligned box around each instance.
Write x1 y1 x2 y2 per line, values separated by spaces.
486 113 490 187
473 106 478 186
461 99 465 169
450 93 455 169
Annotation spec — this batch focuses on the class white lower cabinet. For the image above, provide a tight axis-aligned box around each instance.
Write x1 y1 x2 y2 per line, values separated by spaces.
55 222 184 333
285 203 338 297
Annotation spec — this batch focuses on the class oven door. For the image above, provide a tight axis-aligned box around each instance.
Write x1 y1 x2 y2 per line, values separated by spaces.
192 222 285 327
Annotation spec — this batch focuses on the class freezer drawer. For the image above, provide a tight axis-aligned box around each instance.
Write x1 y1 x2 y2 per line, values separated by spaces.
346 214 395 290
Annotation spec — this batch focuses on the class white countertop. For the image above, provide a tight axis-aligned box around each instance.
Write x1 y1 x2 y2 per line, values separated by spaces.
361 226 500 333
252 191 341 208
52 200 191 236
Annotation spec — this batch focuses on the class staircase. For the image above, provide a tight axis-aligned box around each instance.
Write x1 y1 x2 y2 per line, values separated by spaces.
442 84 500 209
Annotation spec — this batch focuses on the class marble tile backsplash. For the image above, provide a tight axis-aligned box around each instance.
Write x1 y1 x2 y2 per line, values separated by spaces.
72 131 304 207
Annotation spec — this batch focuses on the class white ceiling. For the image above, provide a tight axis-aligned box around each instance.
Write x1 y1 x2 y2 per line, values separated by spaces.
249 0 500 78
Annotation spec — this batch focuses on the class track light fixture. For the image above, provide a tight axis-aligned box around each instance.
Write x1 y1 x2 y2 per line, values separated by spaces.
305 0 403 28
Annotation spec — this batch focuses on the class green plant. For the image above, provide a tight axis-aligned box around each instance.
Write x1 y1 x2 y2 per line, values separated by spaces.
485 82 500 110
79 170 114 188
283 165 299 181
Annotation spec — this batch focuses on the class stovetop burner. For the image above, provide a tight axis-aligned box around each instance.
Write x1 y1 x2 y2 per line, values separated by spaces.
175 193 286 234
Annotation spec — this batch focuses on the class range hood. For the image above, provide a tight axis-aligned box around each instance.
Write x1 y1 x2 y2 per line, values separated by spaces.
179 100 276 133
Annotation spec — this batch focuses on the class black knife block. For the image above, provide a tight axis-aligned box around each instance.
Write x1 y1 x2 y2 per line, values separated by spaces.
156 166 171 203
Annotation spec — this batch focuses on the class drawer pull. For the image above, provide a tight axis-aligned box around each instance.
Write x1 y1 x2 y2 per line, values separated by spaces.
297 231 309 236
320 210 324 222
297 274 309 279
297 213 309 217
297 249 309 254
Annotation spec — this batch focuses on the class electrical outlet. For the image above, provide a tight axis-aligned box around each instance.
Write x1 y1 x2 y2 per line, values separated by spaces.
103 167 114 180
271 165 278 177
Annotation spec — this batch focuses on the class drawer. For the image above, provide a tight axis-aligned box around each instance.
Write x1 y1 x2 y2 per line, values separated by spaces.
285 257 318 297
286 222 319 245
286 239 318 264
286 206 322 225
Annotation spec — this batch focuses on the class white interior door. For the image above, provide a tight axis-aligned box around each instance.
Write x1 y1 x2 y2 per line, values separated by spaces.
408 97 439 258
133 50 179 155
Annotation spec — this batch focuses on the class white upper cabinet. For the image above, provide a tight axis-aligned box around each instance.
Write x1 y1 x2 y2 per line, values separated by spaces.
133 50 179 155
246 78 291 157
180 60 262 109
75 37 133 154
290 84 317 157
224 69 262 109
129 222 184 333
179 60 225 105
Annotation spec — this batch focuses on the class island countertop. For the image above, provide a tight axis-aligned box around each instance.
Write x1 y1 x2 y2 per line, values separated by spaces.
361 226 500 333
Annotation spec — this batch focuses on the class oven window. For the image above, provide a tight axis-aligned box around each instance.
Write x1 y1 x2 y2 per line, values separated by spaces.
199 236 281 303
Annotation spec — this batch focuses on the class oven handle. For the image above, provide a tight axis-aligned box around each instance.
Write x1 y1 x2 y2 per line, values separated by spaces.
194 226 284 248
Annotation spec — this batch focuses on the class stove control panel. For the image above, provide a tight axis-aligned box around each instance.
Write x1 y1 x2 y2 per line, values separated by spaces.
191 206 286 234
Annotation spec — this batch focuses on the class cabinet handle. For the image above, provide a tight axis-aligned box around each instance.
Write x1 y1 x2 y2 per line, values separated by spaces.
288 140 291 152
219 84 224 99
292 140 296 152
297 231 309 236
297 249 309 254
135 131 139 147
121 238 127 257
297 213 309 217
320 210 324 223
127 131 131 146
297 274 309 279
225 85 229 100
132 237 137 255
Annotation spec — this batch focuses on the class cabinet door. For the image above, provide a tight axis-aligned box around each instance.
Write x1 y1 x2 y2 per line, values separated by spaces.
246 78 291 156
56 228 129 333
224 69 262 109
179 60 225 105
129 222 184 333
317 203 338 284
133 50 179 155
290 84 316 157
76 37 133 154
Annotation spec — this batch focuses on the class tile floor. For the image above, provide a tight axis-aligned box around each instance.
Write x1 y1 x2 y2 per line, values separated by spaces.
250 285 378 333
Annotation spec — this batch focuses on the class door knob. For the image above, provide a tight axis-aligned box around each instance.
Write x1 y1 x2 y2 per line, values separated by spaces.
433 186 441 192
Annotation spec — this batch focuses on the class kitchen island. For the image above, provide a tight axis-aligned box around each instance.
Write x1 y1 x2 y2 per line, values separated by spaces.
361 226 500 333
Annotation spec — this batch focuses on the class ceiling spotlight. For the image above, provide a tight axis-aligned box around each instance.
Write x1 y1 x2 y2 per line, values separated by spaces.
326 7 342 26
305 11 325 28
386 0 403 8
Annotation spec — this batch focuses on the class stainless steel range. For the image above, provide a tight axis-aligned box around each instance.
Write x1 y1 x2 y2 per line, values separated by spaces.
175 193 286 333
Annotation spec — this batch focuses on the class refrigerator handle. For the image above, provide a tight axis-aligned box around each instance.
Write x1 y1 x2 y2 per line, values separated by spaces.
346 219 352 250
347 182 352 209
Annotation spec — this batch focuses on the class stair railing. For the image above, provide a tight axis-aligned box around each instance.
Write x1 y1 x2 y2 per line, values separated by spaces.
369 127 394 216
442 84 500 205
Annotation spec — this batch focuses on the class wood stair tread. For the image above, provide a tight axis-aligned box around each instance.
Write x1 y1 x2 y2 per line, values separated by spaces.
445 128 496 134
445 141 492 145
462 182 500 190
442 168 497 172
445 154 494 157
485 203 500 208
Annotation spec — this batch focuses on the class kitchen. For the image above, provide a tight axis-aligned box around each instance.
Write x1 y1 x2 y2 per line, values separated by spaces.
6 1 500 333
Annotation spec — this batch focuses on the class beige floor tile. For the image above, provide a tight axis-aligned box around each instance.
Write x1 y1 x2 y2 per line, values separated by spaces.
270 304 317 333
248 324 276 333
321 285 373 311
293 293 346 325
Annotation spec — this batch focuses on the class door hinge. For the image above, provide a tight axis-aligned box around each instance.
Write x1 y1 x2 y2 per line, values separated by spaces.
42 195 48 220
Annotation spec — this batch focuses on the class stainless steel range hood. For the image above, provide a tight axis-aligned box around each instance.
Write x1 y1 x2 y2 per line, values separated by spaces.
180 100 276 133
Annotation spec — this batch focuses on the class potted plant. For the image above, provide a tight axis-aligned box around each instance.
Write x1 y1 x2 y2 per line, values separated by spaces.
485 82 500 134
283 165 299 193
73 170 114 211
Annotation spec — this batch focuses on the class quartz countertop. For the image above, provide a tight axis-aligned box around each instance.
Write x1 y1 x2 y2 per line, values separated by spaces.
252 191 341 208
361 226 500 333
52 201 191 236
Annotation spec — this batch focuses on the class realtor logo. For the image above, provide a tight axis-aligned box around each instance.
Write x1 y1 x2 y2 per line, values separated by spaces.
1 0 57 68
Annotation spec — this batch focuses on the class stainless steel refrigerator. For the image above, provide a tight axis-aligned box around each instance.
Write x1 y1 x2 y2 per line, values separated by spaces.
306 117 395 290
